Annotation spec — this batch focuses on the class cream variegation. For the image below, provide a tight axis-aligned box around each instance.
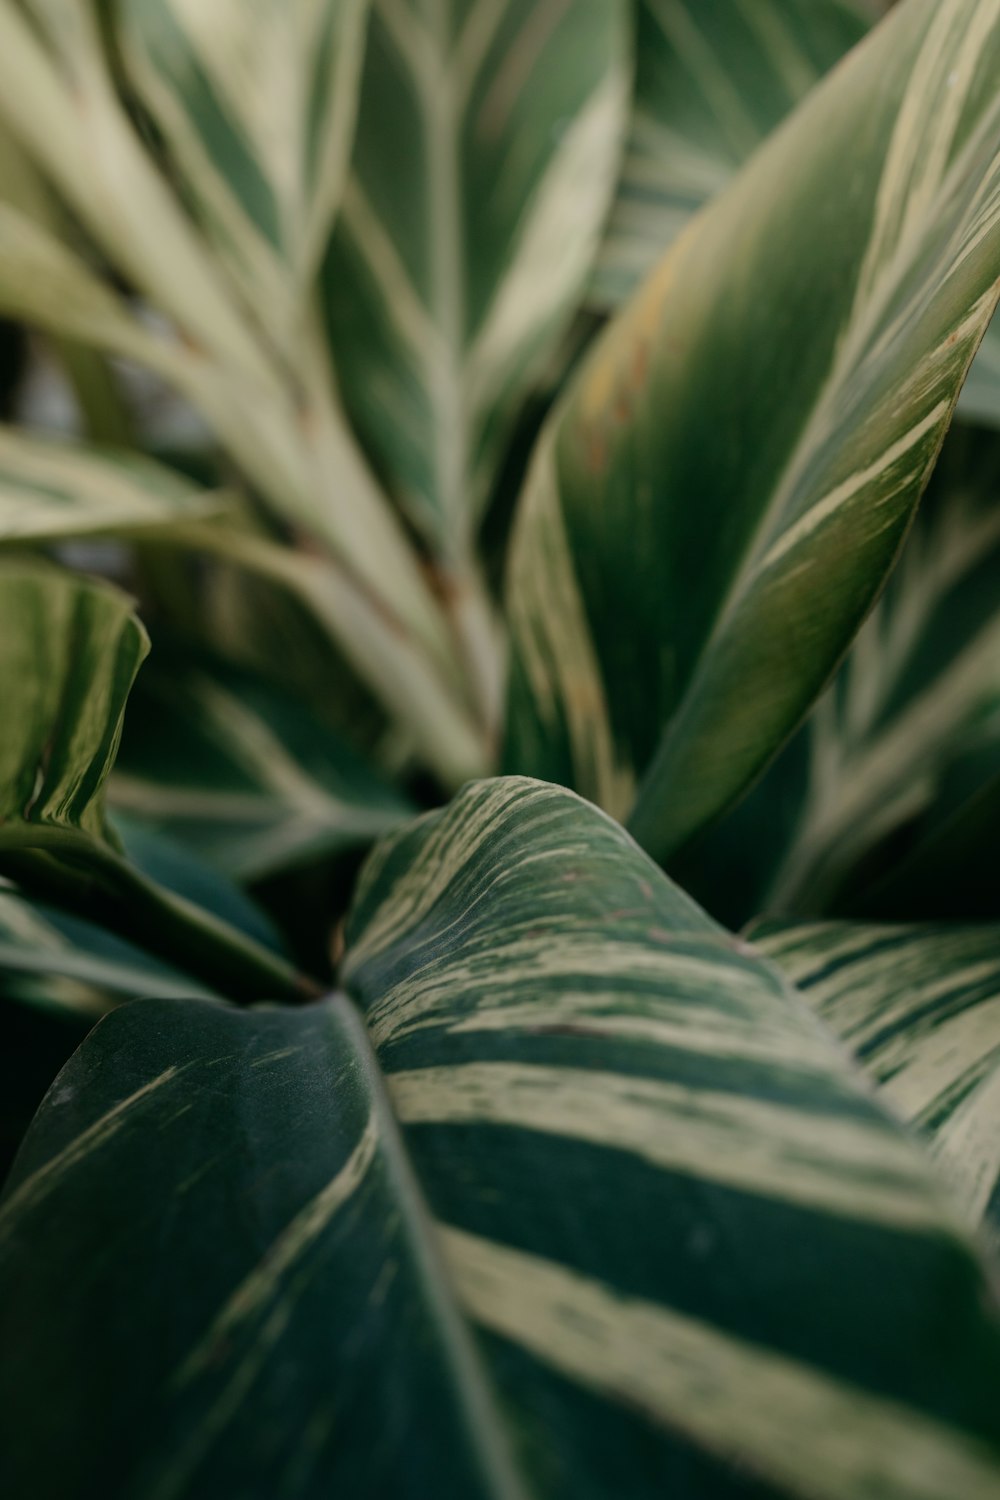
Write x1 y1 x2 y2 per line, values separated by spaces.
324 0 628 585
4 777 1000 1498
505 0 1000 863
754 920 1000 1251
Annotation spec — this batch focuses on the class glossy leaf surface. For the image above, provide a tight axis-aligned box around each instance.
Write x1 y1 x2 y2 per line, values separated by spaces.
754 919 1000 1251
679 423 1000 923
505 0 1000 862
0 561 305 1001
4 779 1000 1498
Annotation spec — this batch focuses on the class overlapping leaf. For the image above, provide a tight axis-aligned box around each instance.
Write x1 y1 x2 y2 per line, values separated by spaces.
505 0 1000 863
5 777 1000 1497
594 0 879 306
120 0 371 352
0 427 225 542
0 561 304 1001
681 424 1000 922
111 659 413 881
754 919 1000 1251
324 0 629 560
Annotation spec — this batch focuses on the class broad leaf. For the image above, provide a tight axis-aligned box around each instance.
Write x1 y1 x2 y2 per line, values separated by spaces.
4 778 1000 1497
120 0 371 353
112 659 414 881
593 0 879 307
677 423 1000 923
0 427 225 542
753 919 1000 1251
0 561 306 1001
505 0 1000 862
324 0 629 560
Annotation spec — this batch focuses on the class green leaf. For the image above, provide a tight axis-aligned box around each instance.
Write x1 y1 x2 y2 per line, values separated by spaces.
504 0 1000 863
0 427 226 542
0 885 218 1006
6 777 1000 1498
594 0 878 307
961 320 1000 425
111 659 415 881
753 918 1000 1252
0 560 308 1002
687 423 1000 921
323 0 629 561
119 0 371 353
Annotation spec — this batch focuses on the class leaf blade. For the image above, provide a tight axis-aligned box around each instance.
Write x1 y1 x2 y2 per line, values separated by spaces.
504 0 1000 861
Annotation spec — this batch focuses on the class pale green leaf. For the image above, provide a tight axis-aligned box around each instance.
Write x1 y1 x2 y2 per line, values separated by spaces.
753 918 1000 1251
0 427 226 542
505 0 1000 863
2 777 1000 1497
120 0 371 352
324 0 629 560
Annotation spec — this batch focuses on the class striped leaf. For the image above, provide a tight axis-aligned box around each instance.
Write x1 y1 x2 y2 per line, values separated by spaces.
0 886 217 1008
0 6 489 784
594 0 1000 428
687 423 1000 922
753 919 1000 1252
111 659 414 881
3 777 1000 1497
323 0 629 559
0 427 226 543
593 0 880 307
119 0 371 351
505 0 1000 864
0 560 149 850
0 561 305 1002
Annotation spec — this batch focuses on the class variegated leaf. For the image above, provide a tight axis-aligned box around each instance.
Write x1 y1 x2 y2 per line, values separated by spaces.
119 0 371 352
0 427 226 542
688 424 1000 921
592 0 1000 434
323 0 629 560
0 561 304 1001
594 0 881 307
111 659 414 881
505 0 1000 863
0 886 217 1008
753 919 1000 1252
3 777 1000 1498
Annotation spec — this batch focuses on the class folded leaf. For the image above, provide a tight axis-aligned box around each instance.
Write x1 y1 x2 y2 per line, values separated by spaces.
112 660 414 880
6 779 999 1498
0 561 306 1001
324 0 629 558
505 0 1000 864
753 919 1000 1250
